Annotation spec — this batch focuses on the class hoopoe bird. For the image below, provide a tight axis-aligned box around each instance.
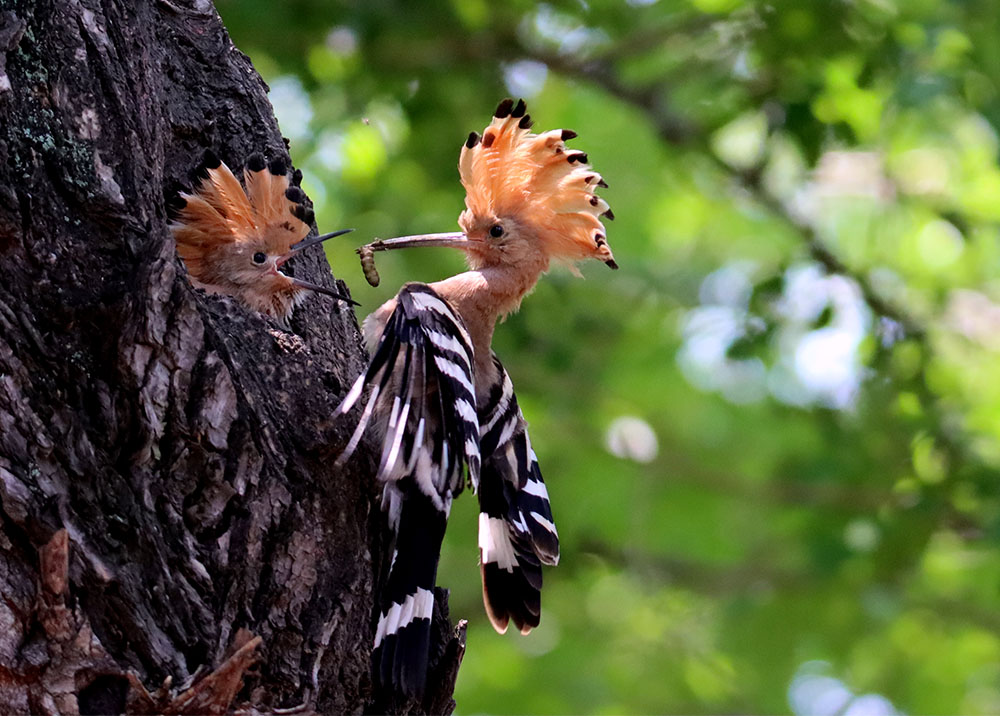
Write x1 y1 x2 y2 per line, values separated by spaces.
170 151 355 320
336 98 616 696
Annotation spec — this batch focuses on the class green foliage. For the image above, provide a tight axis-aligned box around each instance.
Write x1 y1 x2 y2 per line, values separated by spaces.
218 1 1000 712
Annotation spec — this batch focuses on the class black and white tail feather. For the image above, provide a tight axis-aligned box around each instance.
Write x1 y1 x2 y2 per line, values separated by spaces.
477 355 559 635
335 283 480 697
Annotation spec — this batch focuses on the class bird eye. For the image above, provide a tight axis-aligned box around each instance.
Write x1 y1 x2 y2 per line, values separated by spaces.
252 252 267 265
489 224 504 238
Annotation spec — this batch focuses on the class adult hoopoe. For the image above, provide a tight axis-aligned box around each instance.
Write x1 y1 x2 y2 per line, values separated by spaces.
336 98 616 696
170 151 355 320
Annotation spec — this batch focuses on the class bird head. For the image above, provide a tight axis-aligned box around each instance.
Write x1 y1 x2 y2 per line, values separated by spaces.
366 98 616 276
170 152 354 320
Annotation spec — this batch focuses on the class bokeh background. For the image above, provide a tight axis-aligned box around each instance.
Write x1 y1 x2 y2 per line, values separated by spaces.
216 1 1000 713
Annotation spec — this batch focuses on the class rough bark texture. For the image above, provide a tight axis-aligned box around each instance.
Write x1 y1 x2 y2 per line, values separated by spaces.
0 1 462 713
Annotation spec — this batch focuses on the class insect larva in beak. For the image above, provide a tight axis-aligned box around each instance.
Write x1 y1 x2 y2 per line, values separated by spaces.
358 244 381 287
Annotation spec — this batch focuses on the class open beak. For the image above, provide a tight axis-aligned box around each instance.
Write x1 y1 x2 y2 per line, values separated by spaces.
273 228 359 306
363 231 470 252
287 276 360 306
277 228 355 267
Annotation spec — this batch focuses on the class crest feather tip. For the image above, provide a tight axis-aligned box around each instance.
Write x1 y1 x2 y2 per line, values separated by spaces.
246 153 266 172
291 205 315 225
202 149 221 169
267 157 288 176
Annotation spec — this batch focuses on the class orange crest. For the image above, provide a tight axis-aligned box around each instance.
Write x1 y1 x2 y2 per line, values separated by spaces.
458 99 616 269
171 154 311 283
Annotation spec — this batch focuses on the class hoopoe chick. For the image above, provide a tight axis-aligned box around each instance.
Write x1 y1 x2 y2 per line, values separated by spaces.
336 98 616 698
170 151 355 320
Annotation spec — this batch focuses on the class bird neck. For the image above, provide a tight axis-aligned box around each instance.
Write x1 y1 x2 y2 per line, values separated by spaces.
432 262 545 378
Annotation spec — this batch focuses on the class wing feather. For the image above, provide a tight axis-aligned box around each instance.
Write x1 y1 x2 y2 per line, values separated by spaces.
477 353 560 635
337 283 479 494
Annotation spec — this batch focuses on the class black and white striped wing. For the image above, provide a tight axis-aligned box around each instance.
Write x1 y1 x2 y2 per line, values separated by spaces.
336 282 481 495
335 282 480 697
477 354 560 635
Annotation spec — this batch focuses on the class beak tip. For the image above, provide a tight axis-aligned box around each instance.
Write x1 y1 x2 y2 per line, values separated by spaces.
289 227 355 253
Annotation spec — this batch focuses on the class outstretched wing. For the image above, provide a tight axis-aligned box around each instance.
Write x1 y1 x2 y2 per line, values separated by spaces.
477 354 560 635
335 282 481 697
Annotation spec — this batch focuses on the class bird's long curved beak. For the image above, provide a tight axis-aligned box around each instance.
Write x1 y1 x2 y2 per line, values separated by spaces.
287 276 360 306
364 231 470 252
278 228 355 266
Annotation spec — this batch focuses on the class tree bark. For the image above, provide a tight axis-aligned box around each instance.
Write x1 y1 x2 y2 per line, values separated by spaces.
0 1 462 713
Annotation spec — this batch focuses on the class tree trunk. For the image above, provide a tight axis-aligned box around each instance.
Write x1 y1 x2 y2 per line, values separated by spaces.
0 1 462 713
